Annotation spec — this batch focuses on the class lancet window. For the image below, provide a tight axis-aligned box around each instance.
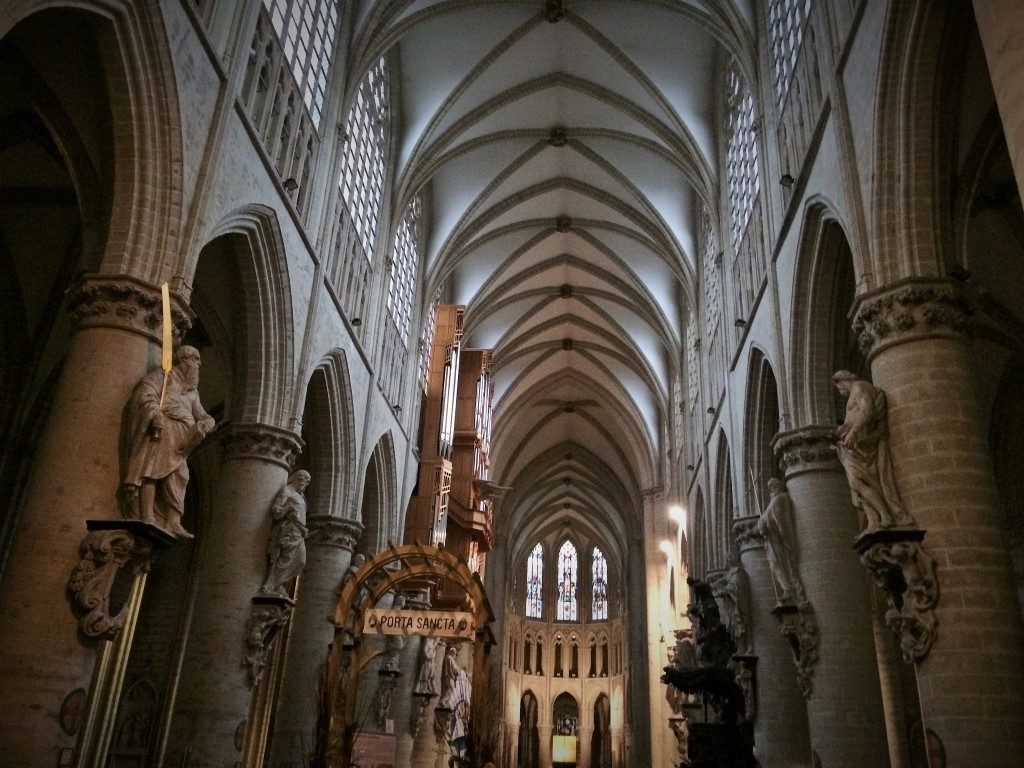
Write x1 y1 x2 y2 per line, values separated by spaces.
768 0 813 101
525 543 544 618
387 196 422 343
725 63 760 248
556 540 579 621
591 547 608 620
262 0 339 126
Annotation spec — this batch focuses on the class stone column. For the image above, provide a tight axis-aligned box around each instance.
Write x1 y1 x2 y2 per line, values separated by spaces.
0 275 190 766
166 422 302 765
733 516 811 767
538 724 552 767
772 426 890 768
853 279 1024 766
579 726 593 768
973 0 1024 199
507 723 520 768
267 515 362 765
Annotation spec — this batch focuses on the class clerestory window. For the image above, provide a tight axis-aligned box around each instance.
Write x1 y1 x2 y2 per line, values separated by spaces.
556 540 579 621
725 63 760 248
525 543 544 618
386 196 422 344
768 0 813 101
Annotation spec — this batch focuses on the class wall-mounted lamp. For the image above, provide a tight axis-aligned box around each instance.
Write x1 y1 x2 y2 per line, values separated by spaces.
659 540 674 558
668 506 686 530
780 173 795 188
351 317 362 327
282 177 299 192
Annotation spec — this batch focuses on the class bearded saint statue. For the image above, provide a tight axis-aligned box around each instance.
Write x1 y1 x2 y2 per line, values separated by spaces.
121 345 215 539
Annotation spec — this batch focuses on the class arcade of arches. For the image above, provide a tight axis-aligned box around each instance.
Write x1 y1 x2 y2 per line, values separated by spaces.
0 1 1023 767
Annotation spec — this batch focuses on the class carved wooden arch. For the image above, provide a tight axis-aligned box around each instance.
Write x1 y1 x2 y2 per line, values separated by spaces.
323 541 495 768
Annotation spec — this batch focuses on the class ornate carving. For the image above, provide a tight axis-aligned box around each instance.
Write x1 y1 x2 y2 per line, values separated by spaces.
668 717 690 765
732 516 764 551
121 345 215 539
772 603 819 698
414 636 439 697
728 655 757 724
69 274 192 343
221 423 303 470
855 529 939 663
852 278 972 356
375 669 401 728
245 601 291 686
773 426 838 475
260 471 311 597
832 372 916 533
67 529 152 640
306 515 362 550
755 479 809 607
709 564 750 655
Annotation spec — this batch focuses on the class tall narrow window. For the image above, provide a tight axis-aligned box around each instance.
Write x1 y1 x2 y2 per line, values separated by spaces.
524 639 532 674
768 0 813 101
340 57 389 256
386 196 422 343
418 287 441 394
263 0 340 126
725 64 760 248
525 544 544 618
556 540 578 621
591 547 608 620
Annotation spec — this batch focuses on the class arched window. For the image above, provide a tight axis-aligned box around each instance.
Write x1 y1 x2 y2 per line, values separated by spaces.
725 63 760 248
525 544 544 618
768 0 813 101
591 547 608 620
556 540 578 621
386 196 422 343
263 0 340 125
340 57 388 256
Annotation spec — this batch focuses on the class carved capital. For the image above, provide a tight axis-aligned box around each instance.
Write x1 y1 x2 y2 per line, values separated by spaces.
69 274 193 344
771 603 819 699
733 515 764 552
853 278 972 358
245 600 293 686
307 515 362 550
855 528 939 663
773 425 838 477
67 528 153 640
221 422 304 469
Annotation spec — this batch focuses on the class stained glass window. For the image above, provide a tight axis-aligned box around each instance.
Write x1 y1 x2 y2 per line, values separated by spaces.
556 540 578 621
340 57 388 257
525 544 544 618
591 547 608 620
262 0 340 126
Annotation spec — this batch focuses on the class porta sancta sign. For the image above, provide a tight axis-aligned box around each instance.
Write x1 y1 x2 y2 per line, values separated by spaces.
363 608 474 639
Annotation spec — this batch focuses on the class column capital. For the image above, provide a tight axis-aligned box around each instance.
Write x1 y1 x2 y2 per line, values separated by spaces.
772 425 839 478
306 515 362 551
852 277 972 360
69 273 193 344
220 422 304 469
732 515 764 552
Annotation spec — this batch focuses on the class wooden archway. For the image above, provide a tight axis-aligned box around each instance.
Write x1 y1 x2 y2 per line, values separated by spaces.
321 542 495 768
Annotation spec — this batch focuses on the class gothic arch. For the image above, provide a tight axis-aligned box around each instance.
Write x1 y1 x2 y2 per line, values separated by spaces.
711 431 735 568
357 432 397 554
743 348 781 515
0 0 184 282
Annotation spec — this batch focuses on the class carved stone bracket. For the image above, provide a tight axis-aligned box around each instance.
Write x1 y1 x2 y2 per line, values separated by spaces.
772 603 819 699
66 520 174 641
854 528 939 663
69 273 193 343
221 422 304 470
728 654 758 723
853 277 972 358
306 515 362 551
245 596 293 687
733 515 764 552
773 426 838 477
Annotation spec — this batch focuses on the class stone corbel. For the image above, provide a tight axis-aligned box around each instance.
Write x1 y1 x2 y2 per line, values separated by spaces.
772 603 819 699
245 597 293 687
66 520 174 641
728 654 758 723
855 528 939 663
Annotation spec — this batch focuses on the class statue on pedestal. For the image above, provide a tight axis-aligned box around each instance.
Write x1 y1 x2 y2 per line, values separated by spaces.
120 345 214 539
756 478 807 606
832 370 914 532
438 643 472 755
260 470 311 598
711 561 749 654
414 636 439 696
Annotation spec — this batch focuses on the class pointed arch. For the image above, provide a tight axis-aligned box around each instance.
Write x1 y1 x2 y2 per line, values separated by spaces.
556 538 580 621
357 431 397 554
712 432 736 568
743 347 781 516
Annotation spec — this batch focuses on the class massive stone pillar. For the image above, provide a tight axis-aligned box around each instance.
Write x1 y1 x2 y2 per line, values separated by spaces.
538 724 552 767
773 426 890 768
167 422 302 765
973 0 1024 199
733 515 811 767
0 275 188 766
268 515 362 765
579 726 593 768
853 279 1024 766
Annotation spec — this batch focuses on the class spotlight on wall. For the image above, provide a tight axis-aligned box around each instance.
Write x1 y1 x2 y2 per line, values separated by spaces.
780 173 795 188
659 540 674 558
734 318 746 328
707 406 717 416
668 506 686 530
283 177 299 192
351 317 362 327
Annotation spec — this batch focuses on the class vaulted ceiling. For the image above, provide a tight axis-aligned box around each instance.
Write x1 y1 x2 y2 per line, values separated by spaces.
352 1 755 559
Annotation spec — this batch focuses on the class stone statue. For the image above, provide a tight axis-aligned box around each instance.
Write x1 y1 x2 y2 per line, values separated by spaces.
381 594 406 672
712 562 749 654
341 553 366 638
121 345 215 539
260 470 311 597
439 643 472 751
832 370 913 532
413 636 439 696
756 479 807 606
